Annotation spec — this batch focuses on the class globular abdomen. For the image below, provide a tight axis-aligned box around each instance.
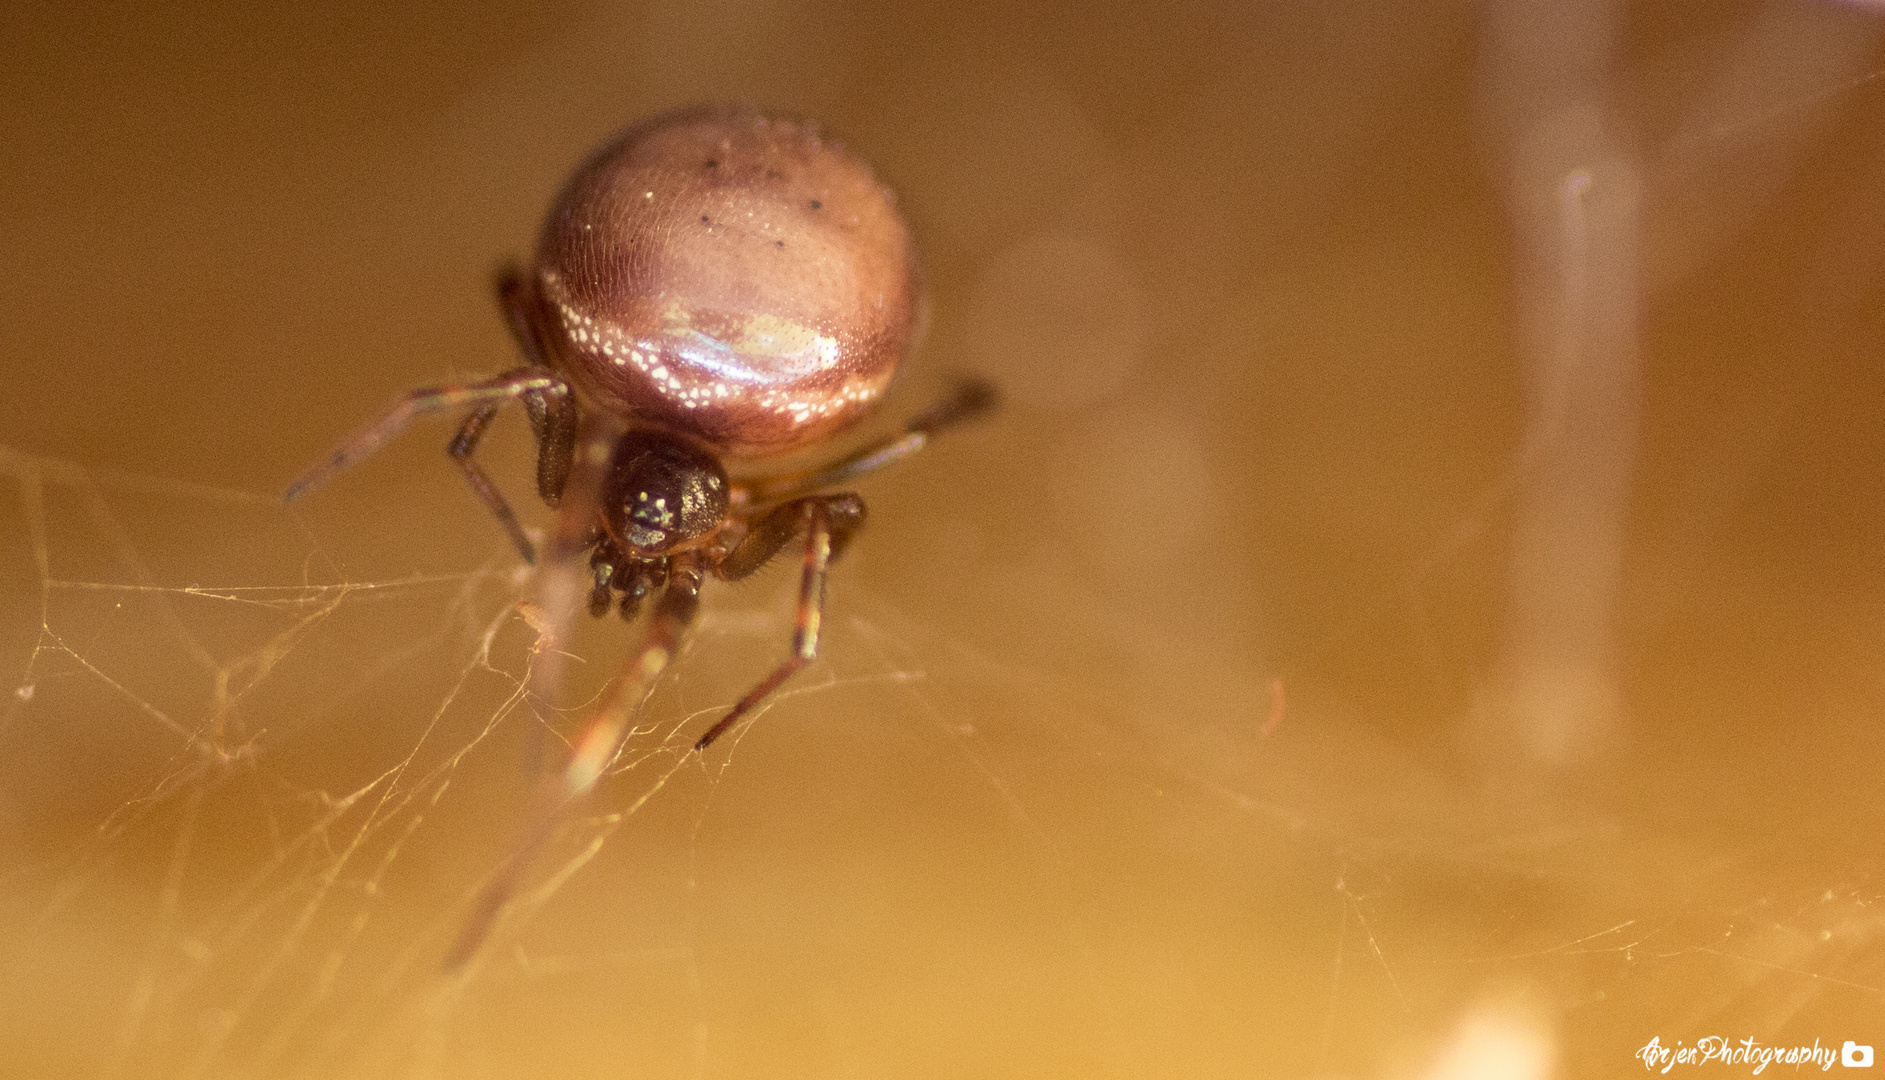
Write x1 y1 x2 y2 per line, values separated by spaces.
534 105 921 458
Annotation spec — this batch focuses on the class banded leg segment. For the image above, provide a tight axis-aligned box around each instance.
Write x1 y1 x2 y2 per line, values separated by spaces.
283 366 565 502
444 555 703 973
564 555 704 795
694 495 865 752
527 411 625 715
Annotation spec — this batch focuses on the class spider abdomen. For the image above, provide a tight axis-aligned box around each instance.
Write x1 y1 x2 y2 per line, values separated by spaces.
534 105 921 458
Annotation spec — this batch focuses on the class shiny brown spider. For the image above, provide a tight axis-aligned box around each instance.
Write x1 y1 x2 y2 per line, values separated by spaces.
284 105 993 967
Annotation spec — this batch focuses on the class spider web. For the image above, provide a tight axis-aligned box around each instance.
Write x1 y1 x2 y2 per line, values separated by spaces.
2 431 1882 1080
8 5 1885 1077
0 439 1274 1077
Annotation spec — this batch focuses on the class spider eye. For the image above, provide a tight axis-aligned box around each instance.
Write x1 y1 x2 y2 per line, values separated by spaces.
605 431 730 553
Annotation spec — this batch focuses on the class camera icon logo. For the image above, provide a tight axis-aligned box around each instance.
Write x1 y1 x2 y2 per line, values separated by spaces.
1845 1042 1874 1068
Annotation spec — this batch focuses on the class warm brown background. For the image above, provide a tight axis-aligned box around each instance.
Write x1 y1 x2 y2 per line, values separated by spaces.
4 1 1885 1077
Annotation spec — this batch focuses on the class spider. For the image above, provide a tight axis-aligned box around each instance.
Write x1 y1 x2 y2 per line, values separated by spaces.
284 105 993 965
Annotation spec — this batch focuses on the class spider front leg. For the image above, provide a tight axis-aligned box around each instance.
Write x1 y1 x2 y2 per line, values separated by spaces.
523 383 578 507
693 494 866 752
445 551 702 972
499 265 581 509
283 366 565 504
526 411 623 721
447 402 539 563
442 378 578 566
563 554 705 792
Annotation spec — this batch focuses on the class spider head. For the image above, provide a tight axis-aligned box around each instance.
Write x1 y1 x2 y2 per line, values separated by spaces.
602 429 730 554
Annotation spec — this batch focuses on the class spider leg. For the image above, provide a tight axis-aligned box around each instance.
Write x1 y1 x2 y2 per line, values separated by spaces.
282 367 564 502
745 377 996 504
693 495 865 752
479 412 615 938
495 263 581 508
447 402 539 564
528 412 623 715
496 262 553 368
563 555 704 794
445 552 702 973
530 385 579 506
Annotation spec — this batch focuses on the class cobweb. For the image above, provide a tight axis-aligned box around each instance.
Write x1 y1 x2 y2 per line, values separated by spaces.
3 428 1882 1080
9 6 1885 1077
0 440 1259 1077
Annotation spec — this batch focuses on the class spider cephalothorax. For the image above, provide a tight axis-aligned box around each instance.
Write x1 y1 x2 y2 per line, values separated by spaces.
602 430 730 552
585 429 729 618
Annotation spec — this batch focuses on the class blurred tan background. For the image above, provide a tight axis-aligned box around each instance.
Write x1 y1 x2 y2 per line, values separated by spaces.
4 1 1885 1077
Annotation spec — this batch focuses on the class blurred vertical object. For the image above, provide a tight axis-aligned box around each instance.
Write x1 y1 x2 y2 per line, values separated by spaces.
1472 0 1883 770
1478 0 1643 767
